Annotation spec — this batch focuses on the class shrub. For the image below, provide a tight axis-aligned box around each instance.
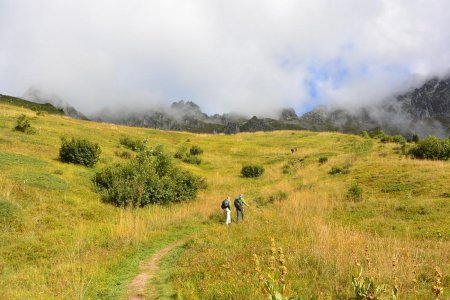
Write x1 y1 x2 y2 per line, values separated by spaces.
318 156 328 164
347 182 363 202
329 165 350 175
59 137 101 167
189 145 203 155
241 165 265 178
119 136 146 151
93 148 205 207
412 134 419 143
380 134 406 144
14 114 35 134
409 136 450 160
182 155 202 165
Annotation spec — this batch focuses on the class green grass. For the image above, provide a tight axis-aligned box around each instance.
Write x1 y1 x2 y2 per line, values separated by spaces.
0 152 48 168
11 172 68 190
0 101 449 299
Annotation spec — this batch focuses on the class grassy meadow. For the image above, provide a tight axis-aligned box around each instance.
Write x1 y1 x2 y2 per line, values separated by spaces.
0 101 449 299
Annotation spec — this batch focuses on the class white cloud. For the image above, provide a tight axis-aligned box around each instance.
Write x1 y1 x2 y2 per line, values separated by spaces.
1 0 449 115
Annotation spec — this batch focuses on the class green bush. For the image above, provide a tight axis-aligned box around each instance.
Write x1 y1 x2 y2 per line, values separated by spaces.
119 136 146 151
318 156 328 164
59 137 101 167
380 134 406 144
189 145 204 155
182 155 202 165
412 134 419 143
241 165 265 178
346 182 363 202
409 136 450 160
329 165 350 175
93 148 205 207
14 114 35 134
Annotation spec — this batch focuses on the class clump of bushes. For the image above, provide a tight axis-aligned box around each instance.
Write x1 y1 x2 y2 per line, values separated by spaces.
329 164 350 175
363 129 406 144
241 165 265 178
174 145 203 165
182 155 202 165
409 136 450 160
189 145 203 155
318 156 328 164
346 182 363 202
93 148 205 207
380 134 406 144
119 136 147 151
59 137 101 167
14 114 36 134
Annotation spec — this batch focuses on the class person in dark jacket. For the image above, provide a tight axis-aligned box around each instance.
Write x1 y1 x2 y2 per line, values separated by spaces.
234 194 249 223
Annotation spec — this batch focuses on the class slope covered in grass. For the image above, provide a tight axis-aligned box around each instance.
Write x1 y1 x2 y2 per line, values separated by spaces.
0 101 449 299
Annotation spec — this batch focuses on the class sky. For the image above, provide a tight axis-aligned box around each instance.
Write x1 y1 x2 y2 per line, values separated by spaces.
1 0 450 116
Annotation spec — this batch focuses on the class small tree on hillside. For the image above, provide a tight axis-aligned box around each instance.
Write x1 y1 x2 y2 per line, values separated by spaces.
14 114 35 134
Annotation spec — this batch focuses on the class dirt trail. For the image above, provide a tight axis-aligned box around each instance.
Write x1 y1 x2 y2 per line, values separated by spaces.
128 239 186 300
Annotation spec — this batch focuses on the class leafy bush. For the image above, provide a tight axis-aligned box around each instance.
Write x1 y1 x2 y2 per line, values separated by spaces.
347 182 363 202
241 165 265 178
14 114 35 134
329 165 350 175
59 137 101 167
318 156 328 164
380 134 406 144
412 134 419 143
182 155 202 165
93 148 205 207
409 136 450 160
119 136 146 151
189 145 203 155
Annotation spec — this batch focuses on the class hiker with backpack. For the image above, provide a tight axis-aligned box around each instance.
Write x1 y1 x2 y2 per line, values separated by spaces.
221 196 232 225
234 194 249 223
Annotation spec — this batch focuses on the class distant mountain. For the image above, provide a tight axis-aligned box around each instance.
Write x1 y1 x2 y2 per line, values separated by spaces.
93 77 450 137
298 77 450 138
3 76 449 137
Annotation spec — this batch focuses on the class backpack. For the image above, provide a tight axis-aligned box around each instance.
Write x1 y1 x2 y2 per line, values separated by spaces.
221 199 229 209
234 197 243 209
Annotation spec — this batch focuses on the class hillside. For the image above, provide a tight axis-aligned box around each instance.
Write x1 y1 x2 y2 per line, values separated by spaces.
0 101 449 299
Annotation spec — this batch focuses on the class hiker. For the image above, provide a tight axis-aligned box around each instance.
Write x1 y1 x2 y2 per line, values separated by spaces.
221 196 232 225
234 194 249 223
